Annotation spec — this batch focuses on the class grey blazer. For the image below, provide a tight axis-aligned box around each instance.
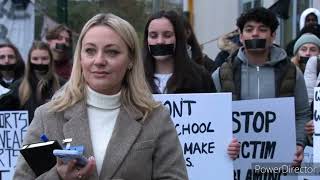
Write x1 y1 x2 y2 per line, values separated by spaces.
13 100 188 180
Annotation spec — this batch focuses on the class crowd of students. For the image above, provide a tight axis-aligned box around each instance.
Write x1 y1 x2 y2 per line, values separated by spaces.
0 5 319 180
0 25 72 121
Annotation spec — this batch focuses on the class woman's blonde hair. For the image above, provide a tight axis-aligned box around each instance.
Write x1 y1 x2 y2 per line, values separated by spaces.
19 41 60 106
49 13 159 115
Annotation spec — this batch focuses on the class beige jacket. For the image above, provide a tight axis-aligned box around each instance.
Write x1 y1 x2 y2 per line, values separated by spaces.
13 100 188 180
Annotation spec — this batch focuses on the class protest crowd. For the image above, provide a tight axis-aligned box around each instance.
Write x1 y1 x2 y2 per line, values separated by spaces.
1 1 320 180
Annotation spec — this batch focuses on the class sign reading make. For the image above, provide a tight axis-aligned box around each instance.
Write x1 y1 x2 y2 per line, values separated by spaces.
233 98 296 180
154 93 233 180
0 111 28 180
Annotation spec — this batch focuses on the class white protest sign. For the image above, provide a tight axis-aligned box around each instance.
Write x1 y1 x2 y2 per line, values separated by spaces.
303 146 314 164
314 136 320 164
298 146 319 180
313 87 320 163
154 93 233 180
0 111 28 180
233 98 296 180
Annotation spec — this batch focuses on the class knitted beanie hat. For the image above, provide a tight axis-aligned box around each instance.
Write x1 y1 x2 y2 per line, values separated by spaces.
293 33 320 54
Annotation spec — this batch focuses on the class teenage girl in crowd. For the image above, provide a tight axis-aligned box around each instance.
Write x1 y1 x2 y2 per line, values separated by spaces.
143 10 239 159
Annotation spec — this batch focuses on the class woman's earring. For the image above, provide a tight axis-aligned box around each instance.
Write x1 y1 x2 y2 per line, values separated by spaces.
128 63 133 71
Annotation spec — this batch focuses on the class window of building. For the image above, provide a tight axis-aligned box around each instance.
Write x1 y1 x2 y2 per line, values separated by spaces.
241 0 262 12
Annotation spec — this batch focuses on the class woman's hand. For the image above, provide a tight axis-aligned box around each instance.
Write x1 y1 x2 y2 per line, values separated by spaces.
227 137 240 160
305 120 314 135
56 156 96 180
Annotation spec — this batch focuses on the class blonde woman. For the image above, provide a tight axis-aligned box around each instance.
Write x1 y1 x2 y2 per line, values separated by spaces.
13 13 188 180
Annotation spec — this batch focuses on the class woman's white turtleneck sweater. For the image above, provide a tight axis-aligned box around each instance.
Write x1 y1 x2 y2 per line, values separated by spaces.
86 86 121 175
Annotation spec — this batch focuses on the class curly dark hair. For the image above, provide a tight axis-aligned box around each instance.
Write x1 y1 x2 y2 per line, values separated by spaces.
236 7 279 33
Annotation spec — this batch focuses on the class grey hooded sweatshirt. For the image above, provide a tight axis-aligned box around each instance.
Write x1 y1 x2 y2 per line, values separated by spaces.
212 46 310 146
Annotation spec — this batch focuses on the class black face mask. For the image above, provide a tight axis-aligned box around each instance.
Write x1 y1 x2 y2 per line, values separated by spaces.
299 56 310 64
31 63 49 73
149 44 174 56
244 39 267 50
55 43 68 51
0 64 16 71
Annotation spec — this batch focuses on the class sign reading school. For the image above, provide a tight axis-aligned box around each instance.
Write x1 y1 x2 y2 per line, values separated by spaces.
154 93 233 180
233 98 296 180
0 111 28 180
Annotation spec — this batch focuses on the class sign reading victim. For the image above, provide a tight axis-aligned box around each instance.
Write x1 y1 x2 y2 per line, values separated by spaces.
154 93 233 180
233 98 296 180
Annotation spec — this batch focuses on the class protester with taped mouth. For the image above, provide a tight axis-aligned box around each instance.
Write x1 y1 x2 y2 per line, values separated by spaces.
301 35 320 146
0 43 25 89
143 10 215 94
294 33 319 145
46 24 73 80
0 41 65 122
143 10 240 160
212 7 310 166
291 33 320 73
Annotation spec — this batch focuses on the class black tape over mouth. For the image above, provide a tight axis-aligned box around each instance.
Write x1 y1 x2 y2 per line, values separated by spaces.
149 44 174 56
31 63 49 72
0 64 16 71
55 43 68 51
244 39 266 50
299 56 310 64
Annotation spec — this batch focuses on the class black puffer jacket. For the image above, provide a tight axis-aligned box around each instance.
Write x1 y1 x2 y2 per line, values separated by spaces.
0 76 66 123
